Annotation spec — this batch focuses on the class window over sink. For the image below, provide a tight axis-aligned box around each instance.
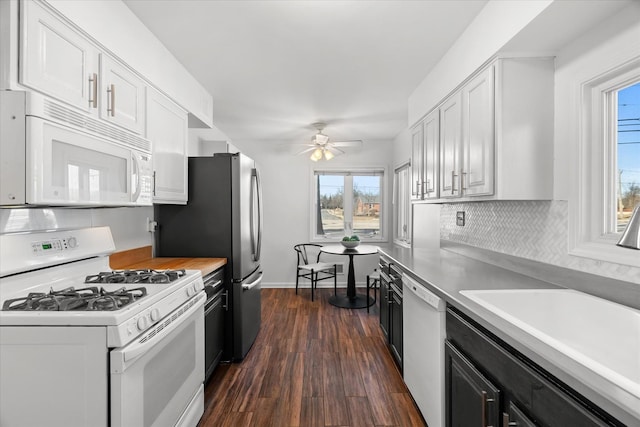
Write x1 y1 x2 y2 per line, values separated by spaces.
616 82 640 232
311 168 385 242
570 56 640 267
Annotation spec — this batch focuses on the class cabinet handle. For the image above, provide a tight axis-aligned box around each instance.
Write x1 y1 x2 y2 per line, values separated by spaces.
451 170 458 195
88 73 98 108
152 171 157 196
222 290 229 311
482 391 495 427
461 169 467 193
107 84 116 116
502 412 517 427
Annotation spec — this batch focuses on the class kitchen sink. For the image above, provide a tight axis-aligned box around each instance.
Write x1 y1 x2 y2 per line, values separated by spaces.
459 289 640 400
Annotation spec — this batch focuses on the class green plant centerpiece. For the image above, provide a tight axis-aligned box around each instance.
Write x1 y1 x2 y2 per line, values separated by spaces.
341 235 360 248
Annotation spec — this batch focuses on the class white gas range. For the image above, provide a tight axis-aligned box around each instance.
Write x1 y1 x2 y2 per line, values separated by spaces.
0 227 205 427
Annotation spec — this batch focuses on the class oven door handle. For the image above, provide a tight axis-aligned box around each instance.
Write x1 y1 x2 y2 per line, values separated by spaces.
111 293 205 373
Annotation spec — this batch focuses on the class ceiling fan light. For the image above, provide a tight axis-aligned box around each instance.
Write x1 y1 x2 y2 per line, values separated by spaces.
324 150 334 160
310 148 323 161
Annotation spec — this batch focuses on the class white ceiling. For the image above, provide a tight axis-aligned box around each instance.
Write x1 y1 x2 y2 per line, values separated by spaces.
123 0 488 146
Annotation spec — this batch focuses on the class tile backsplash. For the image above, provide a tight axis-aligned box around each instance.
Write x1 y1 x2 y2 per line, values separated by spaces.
440 201 640 284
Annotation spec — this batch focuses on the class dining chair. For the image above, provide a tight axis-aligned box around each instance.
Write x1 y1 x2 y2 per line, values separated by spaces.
294 244 337 301
366 269 380 313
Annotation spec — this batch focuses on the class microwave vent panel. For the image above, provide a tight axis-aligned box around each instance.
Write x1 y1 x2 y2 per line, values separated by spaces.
42 99 151 153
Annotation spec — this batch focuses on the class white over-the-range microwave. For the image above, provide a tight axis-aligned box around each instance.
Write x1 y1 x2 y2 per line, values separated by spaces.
0 91 152 206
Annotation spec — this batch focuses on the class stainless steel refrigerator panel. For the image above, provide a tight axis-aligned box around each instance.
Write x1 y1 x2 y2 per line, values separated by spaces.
231 154 260 281
233 269 262 359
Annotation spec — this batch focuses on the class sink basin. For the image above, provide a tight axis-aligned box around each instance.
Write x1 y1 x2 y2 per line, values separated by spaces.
459 289 640 401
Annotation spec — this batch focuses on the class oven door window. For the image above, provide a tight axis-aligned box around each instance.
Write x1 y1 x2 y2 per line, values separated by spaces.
28 117 133 205
110 298 204 427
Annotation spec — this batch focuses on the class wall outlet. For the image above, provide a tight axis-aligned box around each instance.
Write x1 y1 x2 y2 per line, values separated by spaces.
147 217 158 233
456 211 465 226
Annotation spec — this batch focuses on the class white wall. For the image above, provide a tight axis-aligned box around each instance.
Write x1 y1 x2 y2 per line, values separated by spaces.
235 139 393 287
554 3 640 201
408 0 552 126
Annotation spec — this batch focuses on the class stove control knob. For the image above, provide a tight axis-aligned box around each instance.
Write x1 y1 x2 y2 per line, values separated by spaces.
67 237 77 248
150 308 160 322
137 316 148 331
186 286 194 297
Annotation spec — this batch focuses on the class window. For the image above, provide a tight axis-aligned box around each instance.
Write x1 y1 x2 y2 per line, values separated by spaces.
312 168 385 241
616 82 640 232
393 162 411 246
571 57 640 267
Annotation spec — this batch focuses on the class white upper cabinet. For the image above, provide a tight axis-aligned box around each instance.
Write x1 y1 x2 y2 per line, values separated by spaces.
20 0 98 112
423 110 439 199
100 55 146 135
147 88 188 204
461 66 494 197
410 123 424 200
20 0 147 136
411 109 440 201
417 56 553 203
439 92 462 199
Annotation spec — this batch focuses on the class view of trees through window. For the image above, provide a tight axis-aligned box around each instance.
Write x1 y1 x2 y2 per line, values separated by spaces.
617 81 640 232
315 173 381 239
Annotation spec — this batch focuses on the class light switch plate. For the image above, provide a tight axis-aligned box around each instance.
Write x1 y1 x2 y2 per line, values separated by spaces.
456 211 465 226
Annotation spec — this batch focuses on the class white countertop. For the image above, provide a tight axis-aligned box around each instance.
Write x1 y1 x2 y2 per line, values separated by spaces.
378 244 640 427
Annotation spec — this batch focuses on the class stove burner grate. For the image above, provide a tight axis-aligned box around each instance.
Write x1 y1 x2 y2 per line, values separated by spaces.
84 269 186 285
2 286 148 312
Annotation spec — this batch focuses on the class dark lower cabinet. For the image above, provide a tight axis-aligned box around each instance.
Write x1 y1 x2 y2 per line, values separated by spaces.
505 401 536 427
379 271 390 341
378 256 402 371
445 307 624 427
445 341 500 427
389 283 403 368
204 267 227 383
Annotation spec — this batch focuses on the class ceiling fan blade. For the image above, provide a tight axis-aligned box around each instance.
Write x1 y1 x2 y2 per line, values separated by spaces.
329 140 363 147
326 146 345 155
297 146 318 155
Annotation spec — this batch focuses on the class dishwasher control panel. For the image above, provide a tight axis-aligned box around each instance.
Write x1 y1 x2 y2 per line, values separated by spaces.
403 274 444 310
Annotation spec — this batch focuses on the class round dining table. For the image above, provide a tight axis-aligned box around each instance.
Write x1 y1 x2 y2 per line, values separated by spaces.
320 244 379 309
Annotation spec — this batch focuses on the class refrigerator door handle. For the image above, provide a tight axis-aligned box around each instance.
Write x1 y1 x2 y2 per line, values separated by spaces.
242 272 263 291
251 167 263 262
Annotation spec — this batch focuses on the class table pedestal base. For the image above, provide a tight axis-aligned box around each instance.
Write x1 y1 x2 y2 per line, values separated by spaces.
328 294 374 309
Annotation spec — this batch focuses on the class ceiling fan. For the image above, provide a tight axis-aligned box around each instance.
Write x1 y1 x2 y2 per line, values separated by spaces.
297 122 362 161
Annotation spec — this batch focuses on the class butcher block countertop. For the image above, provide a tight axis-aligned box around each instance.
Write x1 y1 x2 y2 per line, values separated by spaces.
110 246 226 277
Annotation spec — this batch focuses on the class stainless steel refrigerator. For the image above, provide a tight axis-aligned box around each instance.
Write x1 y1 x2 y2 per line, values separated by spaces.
155 153 263 361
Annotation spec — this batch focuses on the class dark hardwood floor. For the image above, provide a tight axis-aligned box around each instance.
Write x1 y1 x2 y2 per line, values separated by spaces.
198 288 426 427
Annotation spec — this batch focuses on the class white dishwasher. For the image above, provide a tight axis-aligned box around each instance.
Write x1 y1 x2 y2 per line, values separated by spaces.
403 274 446 427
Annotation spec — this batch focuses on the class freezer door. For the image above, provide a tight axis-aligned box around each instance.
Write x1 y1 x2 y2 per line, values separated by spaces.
232 154 261 280
232 270 262 360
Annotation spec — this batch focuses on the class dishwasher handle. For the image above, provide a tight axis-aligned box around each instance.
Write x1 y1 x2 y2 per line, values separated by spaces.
403 275 444 311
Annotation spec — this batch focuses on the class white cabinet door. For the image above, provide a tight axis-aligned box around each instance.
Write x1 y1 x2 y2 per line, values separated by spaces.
20 0 98 112
147 88 188 204
439 92 462 198
411 122 424 200
423 109 440 199
100 55 146 135
462 66 494 197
